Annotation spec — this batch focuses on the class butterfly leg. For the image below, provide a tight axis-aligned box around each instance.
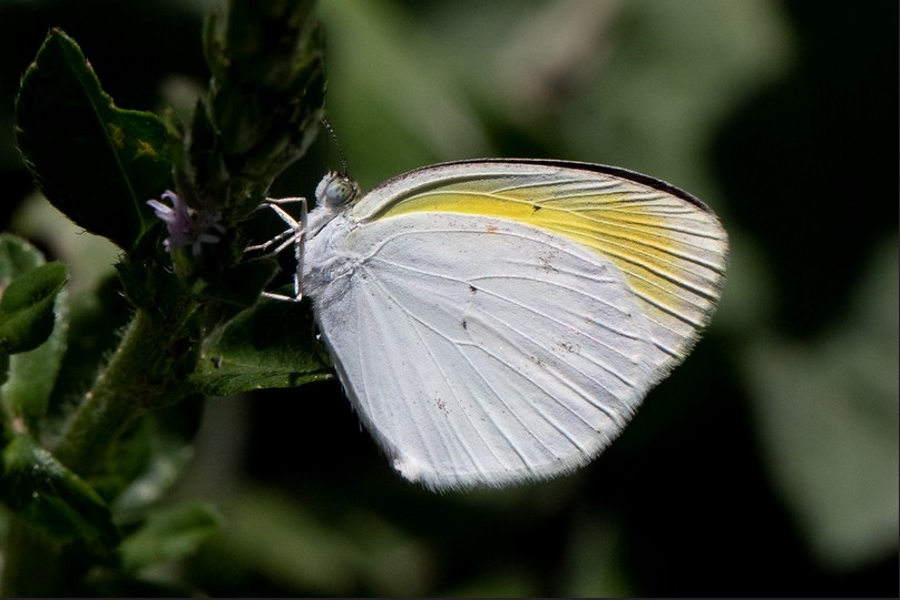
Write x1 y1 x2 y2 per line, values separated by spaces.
245 197 307 302
244 197 306 254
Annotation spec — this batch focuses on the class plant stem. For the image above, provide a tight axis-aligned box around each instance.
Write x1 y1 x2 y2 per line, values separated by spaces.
53 304 197 477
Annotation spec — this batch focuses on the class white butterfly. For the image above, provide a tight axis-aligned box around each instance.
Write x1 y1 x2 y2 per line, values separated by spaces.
260 159 728 491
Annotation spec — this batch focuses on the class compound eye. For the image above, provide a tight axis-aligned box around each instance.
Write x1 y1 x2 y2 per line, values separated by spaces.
316 172 359 207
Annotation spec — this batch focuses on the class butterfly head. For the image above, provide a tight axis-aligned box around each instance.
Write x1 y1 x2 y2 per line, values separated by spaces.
316 171 360 209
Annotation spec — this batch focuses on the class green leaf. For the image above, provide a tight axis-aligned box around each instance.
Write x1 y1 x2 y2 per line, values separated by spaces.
747 237 899 569
0 433 119 550
14 29 172 250
0 233 43 278
190 297 331 396
0 259 68 356
110 441 194 526
118 501 221 573
0 285 67 434
212 486 433 595
0 236 69 432
106 400 203 524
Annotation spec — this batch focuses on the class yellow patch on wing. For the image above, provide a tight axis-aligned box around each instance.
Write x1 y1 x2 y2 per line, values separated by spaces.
376 174 728 359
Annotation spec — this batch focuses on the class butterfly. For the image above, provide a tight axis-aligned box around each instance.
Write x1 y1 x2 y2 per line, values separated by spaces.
261 158 728 491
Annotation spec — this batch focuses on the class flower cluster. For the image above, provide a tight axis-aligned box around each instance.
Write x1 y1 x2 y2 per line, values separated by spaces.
146 191 225 256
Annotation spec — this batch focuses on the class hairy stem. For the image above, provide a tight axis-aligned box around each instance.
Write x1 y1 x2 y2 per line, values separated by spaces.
53 304 197 476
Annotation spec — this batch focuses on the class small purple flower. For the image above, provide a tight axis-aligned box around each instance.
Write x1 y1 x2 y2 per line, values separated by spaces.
147 190 225 256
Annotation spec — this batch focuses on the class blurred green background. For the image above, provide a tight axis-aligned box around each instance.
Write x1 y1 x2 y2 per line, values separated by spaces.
1 0 897 595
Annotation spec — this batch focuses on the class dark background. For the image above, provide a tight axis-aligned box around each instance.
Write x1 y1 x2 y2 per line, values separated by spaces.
1 0 897 595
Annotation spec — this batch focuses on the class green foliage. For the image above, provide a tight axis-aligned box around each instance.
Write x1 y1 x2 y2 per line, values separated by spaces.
181 0 325 223
0 433 119 550
0 238 99 555
747 237 899 569
14 31 172 250
0 237 67 356
204 487 434 596
191 297 332 397
0 236 68 436
118 501 221 573
0 261 66 355
1 0 328 594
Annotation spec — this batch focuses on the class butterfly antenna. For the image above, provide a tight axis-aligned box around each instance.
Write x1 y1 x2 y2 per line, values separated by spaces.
321 118 350 177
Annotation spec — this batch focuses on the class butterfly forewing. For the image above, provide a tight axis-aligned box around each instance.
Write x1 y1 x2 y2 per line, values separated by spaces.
356 161 727 363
